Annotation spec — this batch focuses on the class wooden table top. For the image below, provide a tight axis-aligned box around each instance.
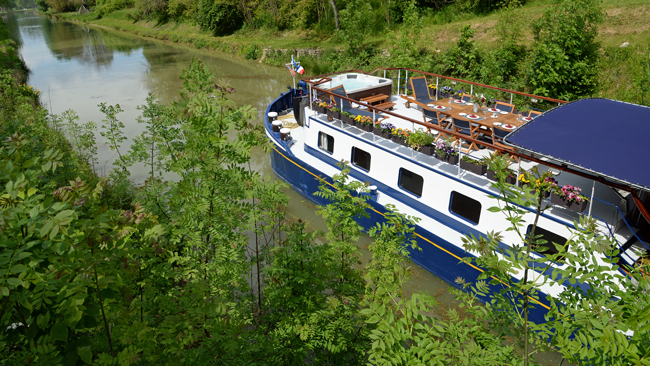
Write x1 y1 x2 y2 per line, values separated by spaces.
425 100 527 130
361 94 389 105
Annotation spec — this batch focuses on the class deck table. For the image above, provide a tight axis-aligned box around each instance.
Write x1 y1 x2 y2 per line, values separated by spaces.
360 94 396 110
425 100 526 131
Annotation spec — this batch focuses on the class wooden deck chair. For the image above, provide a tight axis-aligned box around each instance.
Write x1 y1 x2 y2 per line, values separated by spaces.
452 118 481 153
422 107 451 142
400 77 434 109
329 85 387 122
527 110 542 118
461 93 472 103
494 101 515 113
492 127 519 162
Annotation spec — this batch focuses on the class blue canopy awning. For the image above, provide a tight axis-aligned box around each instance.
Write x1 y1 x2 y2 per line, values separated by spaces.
506 99 650 191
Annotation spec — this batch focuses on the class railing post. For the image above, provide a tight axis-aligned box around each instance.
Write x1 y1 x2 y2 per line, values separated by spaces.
516 159 521 187
435 77 439 101
510 93 513 104
397 70 401 95
470 85 473 95
588 180 596 217
384 70 386 78
405 70 409 95
309 84 313 111
458 140 462 177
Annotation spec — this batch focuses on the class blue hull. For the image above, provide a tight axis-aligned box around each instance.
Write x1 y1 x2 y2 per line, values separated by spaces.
266 91 552 324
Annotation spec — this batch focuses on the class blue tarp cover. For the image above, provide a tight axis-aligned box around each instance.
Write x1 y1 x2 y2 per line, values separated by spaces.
507 99 650 190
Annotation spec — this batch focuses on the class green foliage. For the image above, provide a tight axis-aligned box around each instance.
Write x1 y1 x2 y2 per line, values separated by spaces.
95 0 134 17
338 0 375 60
407 129 434 151
455 0 526 14
441 24 480 79
195 0 243 36
463 157 650 365
527 0 604 100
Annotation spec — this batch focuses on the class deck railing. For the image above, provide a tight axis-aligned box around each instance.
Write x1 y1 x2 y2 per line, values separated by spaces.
300 69 650 226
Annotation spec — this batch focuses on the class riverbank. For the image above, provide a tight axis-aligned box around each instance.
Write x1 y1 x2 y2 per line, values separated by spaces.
46 0 650 106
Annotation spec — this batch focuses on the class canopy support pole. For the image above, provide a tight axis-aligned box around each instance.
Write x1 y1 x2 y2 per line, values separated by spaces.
588 180 596 217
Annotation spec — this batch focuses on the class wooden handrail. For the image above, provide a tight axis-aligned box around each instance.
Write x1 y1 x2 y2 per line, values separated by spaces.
303 69 650 223
303 68 567 105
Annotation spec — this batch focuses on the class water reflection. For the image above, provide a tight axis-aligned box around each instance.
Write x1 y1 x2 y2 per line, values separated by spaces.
5 11 290 179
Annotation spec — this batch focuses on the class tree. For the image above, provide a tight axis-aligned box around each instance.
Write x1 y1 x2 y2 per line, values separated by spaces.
462 155 650 365
527 0 603 100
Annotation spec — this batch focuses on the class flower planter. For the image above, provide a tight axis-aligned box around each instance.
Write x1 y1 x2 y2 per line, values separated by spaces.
550 192 588 212
391 136 403 145
373 127 383 136
360 123 373 132
487 170 517 184
341 114 354 124
420 145 435 156
460 159 487 175
326 109 340 121
436 152 459 165
313 105 326 114
381 131 392 139
522 184 551 198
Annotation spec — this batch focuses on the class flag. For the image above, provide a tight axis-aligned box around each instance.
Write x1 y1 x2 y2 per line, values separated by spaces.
292 56 305 74
287 66 295 76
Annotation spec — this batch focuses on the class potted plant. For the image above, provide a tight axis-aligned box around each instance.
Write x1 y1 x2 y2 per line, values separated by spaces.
341 111 354 124
355 115 374 132
379 122 394 139
460 155 487 175
434 138 459 164
427 82 437 97
470 94 488 113
408 130 435 155
313 99 327 114
487 168 517 184
326 103 340 121
440 86 453 99
551 184 589 212
373 121 382 136
391 128 410 145
482 153 517 184
519 174 556 198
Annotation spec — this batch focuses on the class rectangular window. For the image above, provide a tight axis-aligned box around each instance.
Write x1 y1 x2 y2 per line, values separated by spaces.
399 168 424 197
450 191 481 224
352 147 371 171
526 225 567 258
318 132 334 154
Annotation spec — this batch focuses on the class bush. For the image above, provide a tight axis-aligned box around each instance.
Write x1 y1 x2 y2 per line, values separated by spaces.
195 0 243 36
526 0 603 100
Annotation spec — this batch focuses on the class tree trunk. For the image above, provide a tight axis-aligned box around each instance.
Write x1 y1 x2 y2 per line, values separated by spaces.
329 0 340 29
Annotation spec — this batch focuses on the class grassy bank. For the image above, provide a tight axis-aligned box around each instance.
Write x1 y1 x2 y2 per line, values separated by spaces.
51 0 650 105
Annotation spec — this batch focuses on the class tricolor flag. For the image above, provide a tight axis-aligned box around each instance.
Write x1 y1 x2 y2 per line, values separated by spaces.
292 56 305 75
287 65 295 76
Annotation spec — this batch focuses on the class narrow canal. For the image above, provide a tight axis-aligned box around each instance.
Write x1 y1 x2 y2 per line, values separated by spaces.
4 11 562 365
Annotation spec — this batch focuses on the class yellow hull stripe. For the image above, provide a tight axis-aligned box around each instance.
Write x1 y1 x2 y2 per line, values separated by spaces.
272 146 551 310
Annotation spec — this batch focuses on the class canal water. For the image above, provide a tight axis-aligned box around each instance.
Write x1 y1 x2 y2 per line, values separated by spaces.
4 11 455 302
4 12 562 364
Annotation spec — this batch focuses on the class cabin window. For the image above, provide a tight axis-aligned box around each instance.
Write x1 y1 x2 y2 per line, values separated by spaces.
399 168 424 197
352 147 371 171
526 225 567 258
318 132 334 154
449 191 481 224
